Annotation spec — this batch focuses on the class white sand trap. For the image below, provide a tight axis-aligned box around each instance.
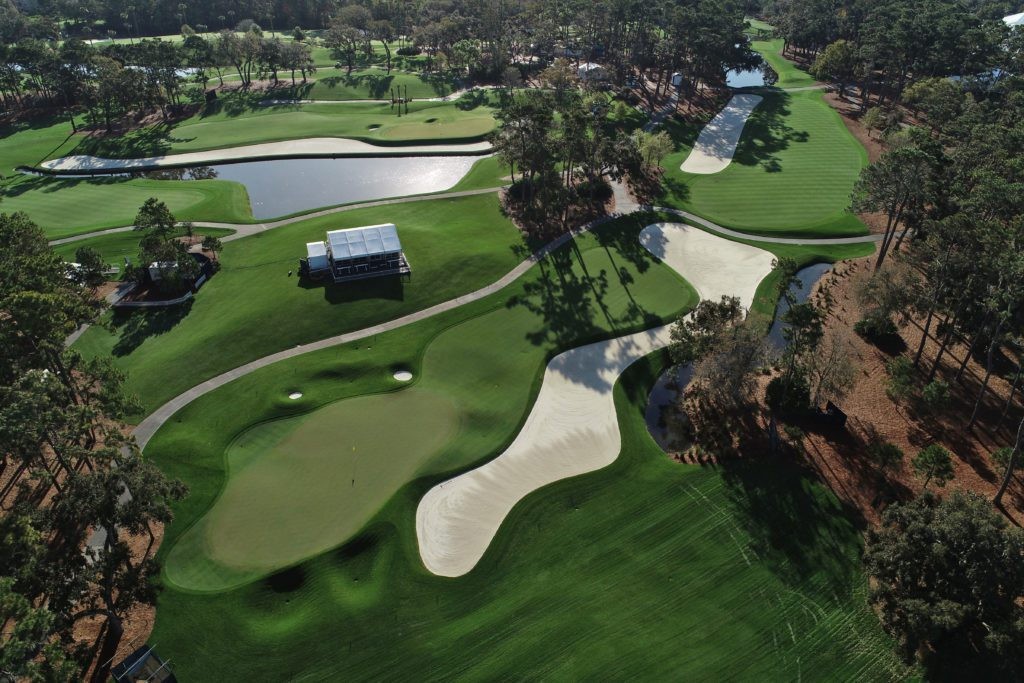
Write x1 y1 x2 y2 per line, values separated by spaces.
288 392 303 400
679 93 763 174
394 370 413 381
415 224 777 577
38 138 493 173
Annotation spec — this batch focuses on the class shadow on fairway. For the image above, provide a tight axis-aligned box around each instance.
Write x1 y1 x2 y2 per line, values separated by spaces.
266 565 306 593
732 92 808 172
718 456 863 594
109 301 194 356
298 276 406 304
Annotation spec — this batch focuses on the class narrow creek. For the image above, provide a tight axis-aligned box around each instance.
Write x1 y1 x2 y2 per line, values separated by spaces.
644 262 832 452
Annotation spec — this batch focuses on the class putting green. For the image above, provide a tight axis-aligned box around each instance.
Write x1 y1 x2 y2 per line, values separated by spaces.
165 387 460 591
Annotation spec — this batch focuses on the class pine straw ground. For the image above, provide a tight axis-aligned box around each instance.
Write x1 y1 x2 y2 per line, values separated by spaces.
673 256 1024 530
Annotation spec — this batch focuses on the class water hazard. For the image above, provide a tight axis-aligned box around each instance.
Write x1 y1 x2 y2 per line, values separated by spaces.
644 262 832 453
147 155 480 219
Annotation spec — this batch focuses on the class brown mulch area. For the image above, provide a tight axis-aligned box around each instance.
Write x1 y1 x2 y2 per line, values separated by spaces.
795 257 1024 527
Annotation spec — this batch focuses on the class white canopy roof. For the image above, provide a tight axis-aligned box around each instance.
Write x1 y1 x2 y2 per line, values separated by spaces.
1005 12 1024 27
306 241 327 258
326 224 402 259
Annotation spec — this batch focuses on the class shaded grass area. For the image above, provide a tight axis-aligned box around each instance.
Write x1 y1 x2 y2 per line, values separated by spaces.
158 215 694 591
753 38 818 89
62 95 498 161
660 90 868 237
147 299 905 680
73 193 524 419
52 226 235 267
279 68 457 100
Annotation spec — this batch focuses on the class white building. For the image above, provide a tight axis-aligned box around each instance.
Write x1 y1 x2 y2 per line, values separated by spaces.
302 223 410 283
578 62 608 82
1004 12 1024 28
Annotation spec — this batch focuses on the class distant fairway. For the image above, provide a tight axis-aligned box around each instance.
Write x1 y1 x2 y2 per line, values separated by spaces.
165 387 460 591
661 90 868 237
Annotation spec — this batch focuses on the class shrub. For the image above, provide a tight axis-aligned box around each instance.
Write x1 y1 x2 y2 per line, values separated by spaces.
397 45 422 56
854 309 898 342
912 444 955 490
919 379 951 413
867 440 904 469
884 356 915 402
766 372 811 415
783 424 805 443
990 446 1020 474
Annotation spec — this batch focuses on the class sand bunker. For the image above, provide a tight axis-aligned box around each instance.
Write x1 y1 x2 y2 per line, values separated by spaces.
415 224 777 577
394 370 413 381
680 94 763 174
39 138 493 173
288 392 303 400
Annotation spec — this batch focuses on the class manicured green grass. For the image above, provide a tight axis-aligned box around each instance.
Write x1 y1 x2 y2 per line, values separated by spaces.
3 175 253 239
448 156 510 192
63 97 497 161
52 226 235 266
745 17 775 34
0 117 255 237
160 215 695 591
753 38 818 89
73 193 523 418
661 90 868 237
145 220 904 676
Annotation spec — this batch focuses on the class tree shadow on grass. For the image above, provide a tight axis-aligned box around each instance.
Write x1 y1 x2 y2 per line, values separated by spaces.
731 92 808 172
717 456 864 595
108 301 193 356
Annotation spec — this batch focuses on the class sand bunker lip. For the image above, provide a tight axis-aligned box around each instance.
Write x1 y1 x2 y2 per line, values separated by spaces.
679 93 763 175
37 138 493 174
414 223 777 577
393 370 413 381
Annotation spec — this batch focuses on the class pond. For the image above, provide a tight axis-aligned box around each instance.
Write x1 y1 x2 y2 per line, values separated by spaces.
146 156 481 219
725 67 767 88
644 262 833 453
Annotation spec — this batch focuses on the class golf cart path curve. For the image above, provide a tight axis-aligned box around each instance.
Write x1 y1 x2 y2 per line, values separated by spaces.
680 93 763 174
415 223 776 577
38 137 492 174
129 201 884 451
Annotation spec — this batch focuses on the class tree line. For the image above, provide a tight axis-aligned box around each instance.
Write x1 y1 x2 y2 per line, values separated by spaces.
0 212 188 681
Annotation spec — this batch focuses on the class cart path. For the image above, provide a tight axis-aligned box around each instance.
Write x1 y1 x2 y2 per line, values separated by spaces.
47 186 506 247
50 188 877 250
37 138 492 174
416 223 776 576
130 195 882 450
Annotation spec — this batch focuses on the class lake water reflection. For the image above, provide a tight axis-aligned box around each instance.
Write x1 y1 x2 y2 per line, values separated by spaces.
148 155 481 219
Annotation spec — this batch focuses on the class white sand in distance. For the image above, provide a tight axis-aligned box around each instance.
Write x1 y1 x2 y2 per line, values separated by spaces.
679 93 763 174
39 138 493 173
394 370 413 381
415 223 777 577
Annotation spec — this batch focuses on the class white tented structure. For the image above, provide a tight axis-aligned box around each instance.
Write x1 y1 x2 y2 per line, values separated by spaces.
578 62 608 81
1004 12 1024 27
300 223 411 283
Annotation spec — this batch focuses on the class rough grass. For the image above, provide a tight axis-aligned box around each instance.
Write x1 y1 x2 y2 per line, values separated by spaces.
157 215 696 591
73 193 524 419
661 90 868 237
145 239 906 678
